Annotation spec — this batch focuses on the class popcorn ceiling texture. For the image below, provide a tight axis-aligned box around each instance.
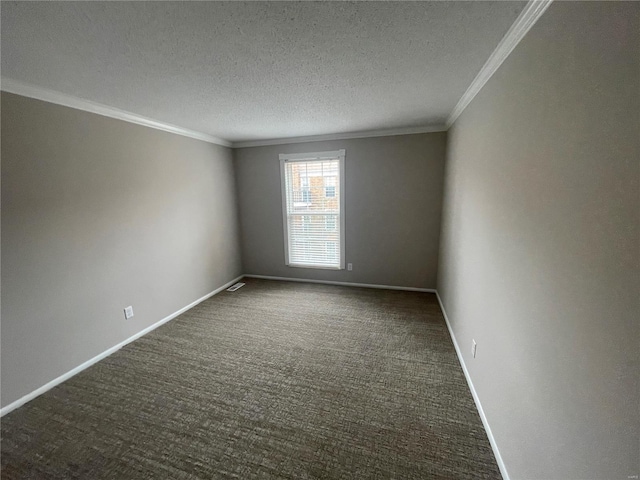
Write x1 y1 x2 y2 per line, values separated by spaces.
1 1 525 143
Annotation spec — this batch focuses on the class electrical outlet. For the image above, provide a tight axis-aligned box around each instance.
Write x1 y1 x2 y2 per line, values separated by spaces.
472 339 477 358
347 263 353 271
124 306 134 319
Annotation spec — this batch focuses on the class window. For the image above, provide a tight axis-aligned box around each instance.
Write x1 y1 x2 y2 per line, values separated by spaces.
300 177 311 203
280 149 345 269
325 215 337 231
325 176 336 197
325 241 338 258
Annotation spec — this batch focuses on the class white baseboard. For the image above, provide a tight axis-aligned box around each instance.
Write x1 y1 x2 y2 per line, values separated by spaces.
0 275 244 417
1 273 507 480
243 274 436 293
435 291 509 480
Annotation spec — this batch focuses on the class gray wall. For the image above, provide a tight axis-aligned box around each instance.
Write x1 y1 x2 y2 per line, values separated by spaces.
1 92 242 408
234 133 446 289
438 3 639 479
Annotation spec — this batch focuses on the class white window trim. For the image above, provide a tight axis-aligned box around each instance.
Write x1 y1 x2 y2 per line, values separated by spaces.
279 149 346 270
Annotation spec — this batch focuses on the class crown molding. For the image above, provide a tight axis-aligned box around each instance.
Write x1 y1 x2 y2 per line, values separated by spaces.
0 78 232 147
1 2 553 148
231 124 447 149
1 78 444 149
446 0 554 128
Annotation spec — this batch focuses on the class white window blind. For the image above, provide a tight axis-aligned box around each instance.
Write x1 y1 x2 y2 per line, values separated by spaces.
280 150 345 269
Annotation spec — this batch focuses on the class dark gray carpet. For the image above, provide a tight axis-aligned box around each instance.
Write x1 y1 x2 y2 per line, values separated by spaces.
1 278 500 479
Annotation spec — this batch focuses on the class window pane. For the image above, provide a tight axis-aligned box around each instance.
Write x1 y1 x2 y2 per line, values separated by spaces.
287 214 340 266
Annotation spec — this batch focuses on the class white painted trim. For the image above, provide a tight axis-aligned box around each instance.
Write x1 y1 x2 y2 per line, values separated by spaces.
279 150 346 270
280 157 291 266
1 79 446 149
446 0 553 128
232 125 447 149
0 275 244 417
243 274 436 293
338 154 346 270
279 150 345 162
1 78 232 147
0 271 504 480
435 291 510 480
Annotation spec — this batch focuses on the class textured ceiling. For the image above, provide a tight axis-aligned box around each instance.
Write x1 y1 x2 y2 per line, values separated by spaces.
1 1 526 143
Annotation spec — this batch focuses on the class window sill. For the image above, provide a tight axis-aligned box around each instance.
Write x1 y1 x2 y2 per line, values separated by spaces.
287 263 343 270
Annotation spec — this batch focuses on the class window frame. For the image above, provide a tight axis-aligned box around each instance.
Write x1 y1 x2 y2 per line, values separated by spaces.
279 149 346 270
